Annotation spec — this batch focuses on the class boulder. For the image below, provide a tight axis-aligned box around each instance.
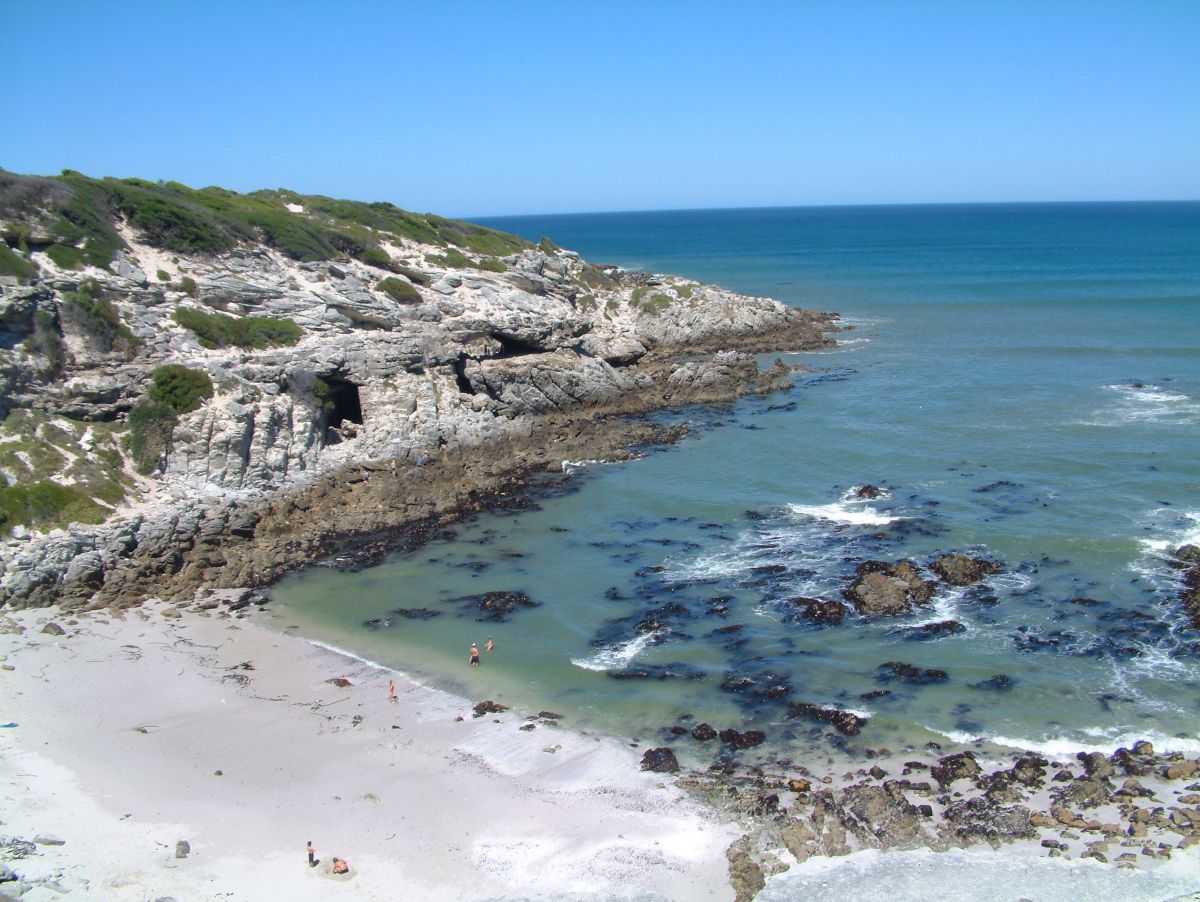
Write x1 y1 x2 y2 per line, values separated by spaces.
930 554 1000 586
640 747 680 773
931 752 982 788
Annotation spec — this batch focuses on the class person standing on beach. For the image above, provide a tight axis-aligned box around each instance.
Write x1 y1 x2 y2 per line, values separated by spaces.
388 678 396 702
486 637 494 653
469 643 481 666
307 840 317 868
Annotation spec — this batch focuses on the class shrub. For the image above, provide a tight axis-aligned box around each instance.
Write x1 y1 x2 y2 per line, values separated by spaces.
173 307 302 349
538 236 560 255
63 285 142 358
674 284 694 299
577 293 597 312
426 249 470 269
178 275 197 296
45 243 85 270
0 479 106 529
580 265 615 290
473 257 506 273
376 277 422 304
148 364 213 414
156 269 170 281
0 242 37 281
355 245 392 268
28 309 67 372
127 402 177 474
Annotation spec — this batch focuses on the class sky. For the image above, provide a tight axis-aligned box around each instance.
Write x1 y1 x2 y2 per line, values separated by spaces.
1 1 1197 216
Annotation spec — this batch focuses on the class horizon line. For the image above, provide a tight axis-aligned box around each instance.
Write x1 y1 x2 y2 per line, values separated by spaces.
468 197 1200 222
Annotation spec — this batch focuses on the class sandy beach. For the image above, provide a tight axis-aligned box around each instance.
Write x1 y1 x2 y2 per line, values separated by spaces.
0 603 737 901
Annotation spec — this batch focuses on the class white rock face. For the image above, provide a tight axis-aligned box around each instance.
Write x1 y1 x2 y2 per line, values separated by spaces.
0 214 835 607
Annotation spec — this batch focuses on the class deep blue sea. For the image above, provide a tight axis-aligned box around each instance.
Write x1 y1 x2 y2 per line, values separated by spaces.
271 203 1200 770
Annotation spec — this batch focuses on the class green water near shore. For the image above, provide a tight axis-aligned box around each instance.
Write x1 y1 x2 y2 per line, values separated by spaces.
270 203 1200 764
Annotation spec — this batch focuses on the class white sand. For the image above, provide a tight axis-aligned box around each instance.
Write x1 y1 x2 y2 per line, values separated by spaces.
0 604 736 901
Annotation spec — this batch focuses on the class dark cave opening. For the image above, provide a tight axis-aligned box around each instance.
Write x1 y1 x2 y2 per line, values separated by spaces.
319 375 363 433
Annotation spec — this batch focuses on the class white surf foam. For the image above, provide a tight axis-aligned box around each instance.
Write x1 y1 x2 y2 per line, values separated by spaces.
788 501 904 527
571 631 659 672
1081 382 1200 427
927 725 1200 758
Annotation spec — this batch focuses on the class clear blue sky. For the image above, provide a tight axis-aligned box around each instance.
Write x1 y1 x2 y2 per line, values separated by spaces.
2 1 1197 216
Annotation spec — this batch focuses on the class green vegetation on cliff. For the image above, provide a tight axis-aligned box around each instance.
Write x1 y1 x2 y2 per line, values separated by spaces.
0 411 131 531
0 168 530 270
148 364 214 414
173 306 302 349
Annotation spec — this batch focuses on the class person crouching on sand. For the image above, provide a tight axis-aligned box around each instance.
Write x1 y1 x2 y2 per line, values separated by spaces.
332 857 349 875
469 643 480 666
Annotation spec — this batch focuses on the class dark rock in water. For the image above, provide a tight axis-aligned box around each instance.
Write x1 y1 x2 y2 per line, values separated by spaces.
969 674 1014 692
472 700 509 718
930 554 1001 586
363 617 394 629
788 597 847 625
744 510 768 521
859 689 892 701
751 563 788 576
692 723 718 741
845 561 934 617
1010 627 1075 653
720 670 792 701
635 601 692 634
931 751 981 788
391 607 442 619
713 624 744 634
466 591 538 622
537 711 562 720
787 703 867 736
706 595 733 617
608 663 706 681
668 725 689 736
719 728 767 750
853 484 884 500
1172 544 1200 567
877 661 948 685
901 620 965 640
943 797 1034 840
641 747 680 773
1068 596 1103 607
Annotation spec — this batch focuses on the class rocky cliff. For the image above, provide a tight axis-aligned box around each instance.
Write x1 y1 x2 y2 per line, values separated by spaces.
0 170 836 609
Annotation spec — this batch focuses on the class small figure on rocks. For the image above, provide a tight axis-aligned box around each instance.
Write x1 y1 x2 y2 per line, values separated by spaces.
388 679 396 702
389 459 397 478
332 857 349 875
307 840 317 868
486 637 494 653
469 643 481 666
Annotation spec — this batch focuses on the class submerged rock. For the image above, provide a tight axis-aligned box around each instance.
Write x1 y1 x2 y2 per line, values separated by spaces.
901 619 965 640
877 661 949 685
788 597 847 625
719 729 767 750
787 703 867 736
691 723 718 741
930 751 982 788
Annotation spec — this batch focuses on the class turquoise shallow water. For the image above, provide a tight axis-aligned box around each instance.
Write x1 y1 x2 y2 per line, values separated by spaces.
269 203 1200 764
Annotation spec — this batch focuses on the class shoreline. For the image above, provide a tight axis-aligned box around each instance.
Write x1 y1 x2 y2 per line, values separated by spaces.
0 602 739 900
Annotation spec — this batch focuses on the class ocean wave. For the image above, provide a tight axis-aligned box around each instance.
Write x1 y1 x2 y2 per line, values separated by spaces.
788 501 904 527
571 631 659 672
1079 382 1200 427
927 725 1200 758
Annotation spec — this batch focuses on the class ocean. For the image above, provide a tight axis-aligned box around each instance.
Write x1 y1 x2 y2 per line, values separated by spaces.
266 202 1200 893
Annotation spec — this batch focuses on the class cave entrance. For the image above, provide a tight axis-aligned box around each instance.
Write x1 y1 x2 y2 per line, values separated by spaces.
319 376 363 439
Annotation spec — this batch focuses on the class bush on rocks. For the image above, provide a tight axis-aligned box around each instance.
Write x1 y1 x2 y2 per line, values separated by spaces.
127 402 178 474
148 364 213 414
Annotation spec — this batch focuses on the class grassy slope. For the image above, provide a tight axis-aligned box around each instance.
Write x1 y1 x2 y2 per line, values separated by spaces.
0 168 531 272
